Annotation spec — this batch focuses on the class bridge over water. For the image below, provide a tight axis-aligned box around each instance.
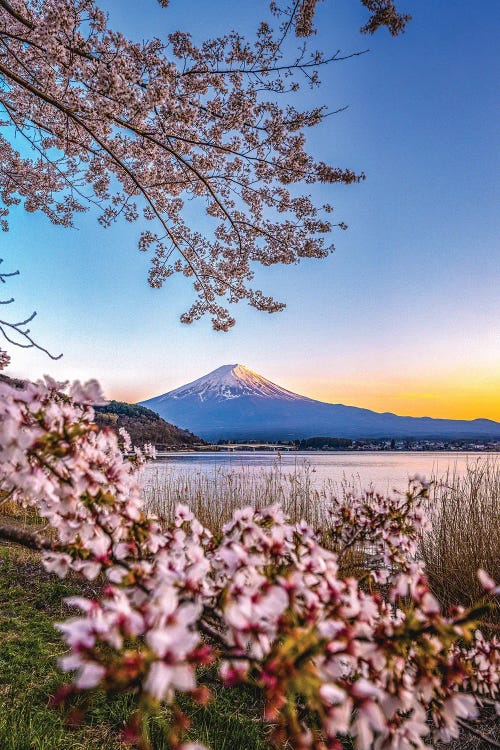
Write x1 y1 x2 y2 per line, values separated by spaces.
213 443 296 452
152 443 297 457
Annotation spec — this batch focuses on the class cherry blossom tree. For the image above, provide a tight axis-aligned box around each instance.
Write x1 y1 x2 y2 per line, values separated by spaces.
0 0 410 331
2 5 499 748
3 6 499 748
0 376 498 750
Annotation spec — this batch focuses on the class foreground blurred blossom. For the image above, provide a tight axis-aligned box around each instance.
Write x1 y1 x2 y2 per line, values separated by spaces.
0 376 498 750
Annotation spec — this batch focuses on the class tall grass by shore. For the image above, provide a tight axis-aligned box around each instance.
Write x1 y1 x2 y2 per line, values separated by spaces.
421 459 500 615
142 457 500 618
4 455 499 614
142 460 361 534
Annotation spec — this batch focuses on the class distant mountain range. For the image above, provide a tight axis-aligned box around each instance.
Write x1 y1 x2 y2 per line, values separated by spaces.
139 364 500 442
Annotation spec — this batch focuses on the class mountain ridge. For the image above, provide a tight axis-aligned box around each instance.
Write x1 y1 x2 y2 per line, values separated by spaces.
140 364 500 442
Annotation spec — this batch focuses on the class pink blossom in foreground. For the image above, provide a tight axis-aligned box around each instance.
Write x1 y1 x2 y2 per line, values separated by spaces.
478 568 500 595
0 376 498 750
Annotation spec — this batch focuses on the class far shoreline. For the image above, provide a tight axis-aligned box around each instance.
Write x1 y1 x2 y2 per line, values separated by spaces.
152 448 500 455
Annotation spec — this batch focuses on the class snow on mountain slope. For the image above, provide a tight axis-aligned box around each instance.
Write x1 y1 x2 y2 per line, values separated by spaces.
160 364 310 403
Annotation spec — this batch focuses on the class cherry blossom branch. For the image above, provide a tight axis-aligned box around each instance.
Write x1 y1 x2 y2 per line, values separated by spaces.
0 0 379 329
180 49 369 76
0 522 52 550
0 0 32 29
0 58 201 276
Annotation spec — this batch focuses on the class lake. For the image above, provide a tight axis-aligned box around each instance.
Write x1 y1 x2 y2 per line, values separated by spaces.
145 450 500 495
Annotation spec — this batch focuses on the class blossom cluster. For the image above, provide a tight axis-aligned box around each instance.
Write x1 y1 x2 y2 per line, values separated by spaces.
0 1 406 330
0 0 349 330
0 376 498 750
0 349 11 369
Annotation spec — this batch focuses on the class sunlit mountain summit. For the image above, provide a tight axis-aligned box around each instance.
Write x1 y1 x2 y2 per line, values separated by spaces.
163 364 309 403
140 364 500 442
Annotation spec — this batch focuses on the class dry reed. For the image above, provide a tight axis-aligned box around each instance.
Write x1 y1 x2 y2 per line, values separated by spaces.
3 456 499 618
420 458 500 617
141 459 355 535
142 457 500 617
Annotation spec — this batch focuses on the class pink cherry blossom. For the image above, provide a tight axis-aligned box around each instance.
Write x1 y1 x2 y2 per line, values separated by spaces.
0 375 497 749
478 568 500 594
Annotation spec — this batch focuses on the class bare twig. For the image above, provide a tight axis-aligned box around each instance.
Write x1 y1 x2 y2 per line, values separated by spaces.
456 718 500 749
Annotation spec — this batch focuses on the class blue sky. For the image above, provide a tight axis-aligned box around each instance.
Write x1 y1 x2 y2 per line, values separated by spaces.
3 0 499 419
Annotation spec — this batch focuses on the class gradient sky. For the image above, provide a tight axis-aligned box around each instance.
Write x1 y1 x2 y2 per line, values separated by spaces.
3 0 500 420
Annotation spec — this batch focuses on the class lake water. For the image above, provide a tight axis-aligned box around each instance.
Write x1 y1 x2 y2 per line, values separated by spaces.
146 451 500 495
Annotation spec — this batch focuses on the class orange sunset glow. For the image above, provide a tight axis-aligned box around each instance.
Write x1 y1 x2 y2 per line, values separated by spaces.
307 377 500 422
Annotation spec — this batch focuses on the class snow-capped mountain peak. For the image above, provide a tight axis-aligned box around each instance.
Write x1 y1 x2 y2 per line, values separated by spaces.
164 364 308 403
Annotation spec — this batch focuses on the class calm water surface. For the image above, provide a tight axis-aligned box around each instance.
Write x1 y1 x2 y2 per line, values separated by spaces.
147 451 499 494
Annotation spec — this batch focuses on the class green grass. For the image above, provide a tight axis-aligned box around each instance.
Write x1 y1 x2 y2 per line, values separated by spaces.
0 546 270 750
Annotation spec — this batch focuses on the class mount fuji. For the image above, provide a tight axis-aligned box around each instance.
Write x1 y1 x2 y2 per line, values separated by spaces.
139 364 500 442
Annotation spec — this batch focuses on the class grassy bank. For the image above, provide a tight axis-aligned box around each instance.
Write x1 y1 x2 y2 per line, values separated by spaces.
0 545 117 750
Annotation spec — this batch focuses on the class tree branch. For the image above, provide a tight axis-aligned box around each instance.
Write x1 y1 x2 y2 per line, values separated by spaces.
0 522 52 550
181 49 369 76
